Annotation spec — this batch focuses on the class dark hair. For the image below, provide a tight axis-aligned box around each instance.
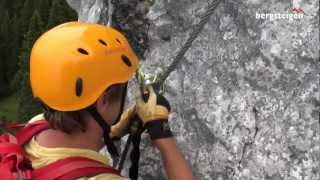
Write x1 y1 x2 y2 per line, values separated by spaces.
42 84 126 134
44 107 87 134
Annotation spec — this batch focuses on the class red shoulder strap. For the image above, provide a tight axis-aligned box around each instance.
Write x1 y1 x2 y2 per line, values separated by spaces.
15 120 50 146
14 120 120 179
33 157 120 180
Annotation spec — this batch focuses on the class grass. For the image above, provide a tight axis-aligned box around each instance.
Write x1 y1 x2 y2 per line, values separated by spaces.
0 93 19 124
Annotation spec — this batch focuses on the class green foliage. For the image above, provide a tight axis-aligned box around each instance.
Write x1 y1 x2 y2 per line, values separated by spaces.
0 0 26 16
19 0 35 36
0 93 19 133
6 15 20 85
35 0 50 22
47 0 77 29
0 11 21 95
0 93 19 123
0 11 10 96
16 10 44 121
0 0 78 122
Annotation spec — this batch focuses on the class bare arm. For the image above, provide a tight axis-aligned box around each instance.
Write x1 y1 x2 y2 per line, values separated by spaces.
154 138 196 180
135 86 195 179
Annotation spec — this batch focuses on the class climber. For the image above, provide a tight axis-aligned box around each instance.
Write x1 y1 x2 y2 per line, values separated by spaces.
25 21 196 179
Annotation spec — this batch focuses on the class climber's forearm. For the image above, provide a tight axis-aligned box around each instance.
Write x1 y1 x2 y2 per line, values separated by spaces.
154 138 196 180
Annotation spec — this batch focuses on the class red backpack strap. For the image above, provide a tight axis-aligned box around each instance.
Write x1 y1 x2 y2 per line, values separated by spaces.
1 122 27 129
33 157 121 180
15 120 50 146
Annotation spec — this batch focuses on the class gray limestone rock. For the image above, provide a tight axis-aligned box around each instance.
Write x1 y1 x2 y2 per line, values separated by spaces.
66 0 109 24
67 0 319 179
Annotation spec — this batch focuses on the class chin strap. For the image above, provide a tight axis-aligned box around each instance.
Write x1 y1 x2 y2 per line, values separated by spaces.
87 106 119 157
113 83 127 125
86 83 128 158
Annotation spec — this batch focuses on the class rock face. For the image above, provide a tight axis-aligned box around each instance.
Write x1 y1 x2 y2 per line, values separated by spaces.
67 0 319 179
66 0 110 24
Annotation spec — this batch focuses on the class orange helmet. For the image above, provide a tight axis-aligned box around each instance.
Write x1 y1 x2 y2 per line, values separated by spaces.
30 22 139 111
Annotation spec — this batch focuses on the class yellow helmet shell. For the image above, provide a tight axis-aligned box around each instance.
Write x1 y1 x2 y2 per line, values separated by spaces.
30 22 139 111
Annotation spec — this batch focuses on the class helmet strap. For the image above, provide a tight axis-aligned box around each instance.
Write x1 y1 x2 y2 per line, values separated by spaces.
112 83 128 125
87 106 119 157
86 82 128 157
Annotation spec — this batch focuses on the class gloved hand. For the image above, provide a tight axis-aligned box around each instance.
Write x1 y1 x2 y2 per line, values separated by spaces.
110 105 136 139
136 85 173 140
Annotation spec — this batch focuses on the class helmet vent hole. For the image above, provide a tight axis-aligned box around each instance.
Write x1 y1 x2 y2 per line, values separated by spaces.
75 78 83 97
99 39 107 46
77 48 89 55
121 55 132 67
116 38 121 44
